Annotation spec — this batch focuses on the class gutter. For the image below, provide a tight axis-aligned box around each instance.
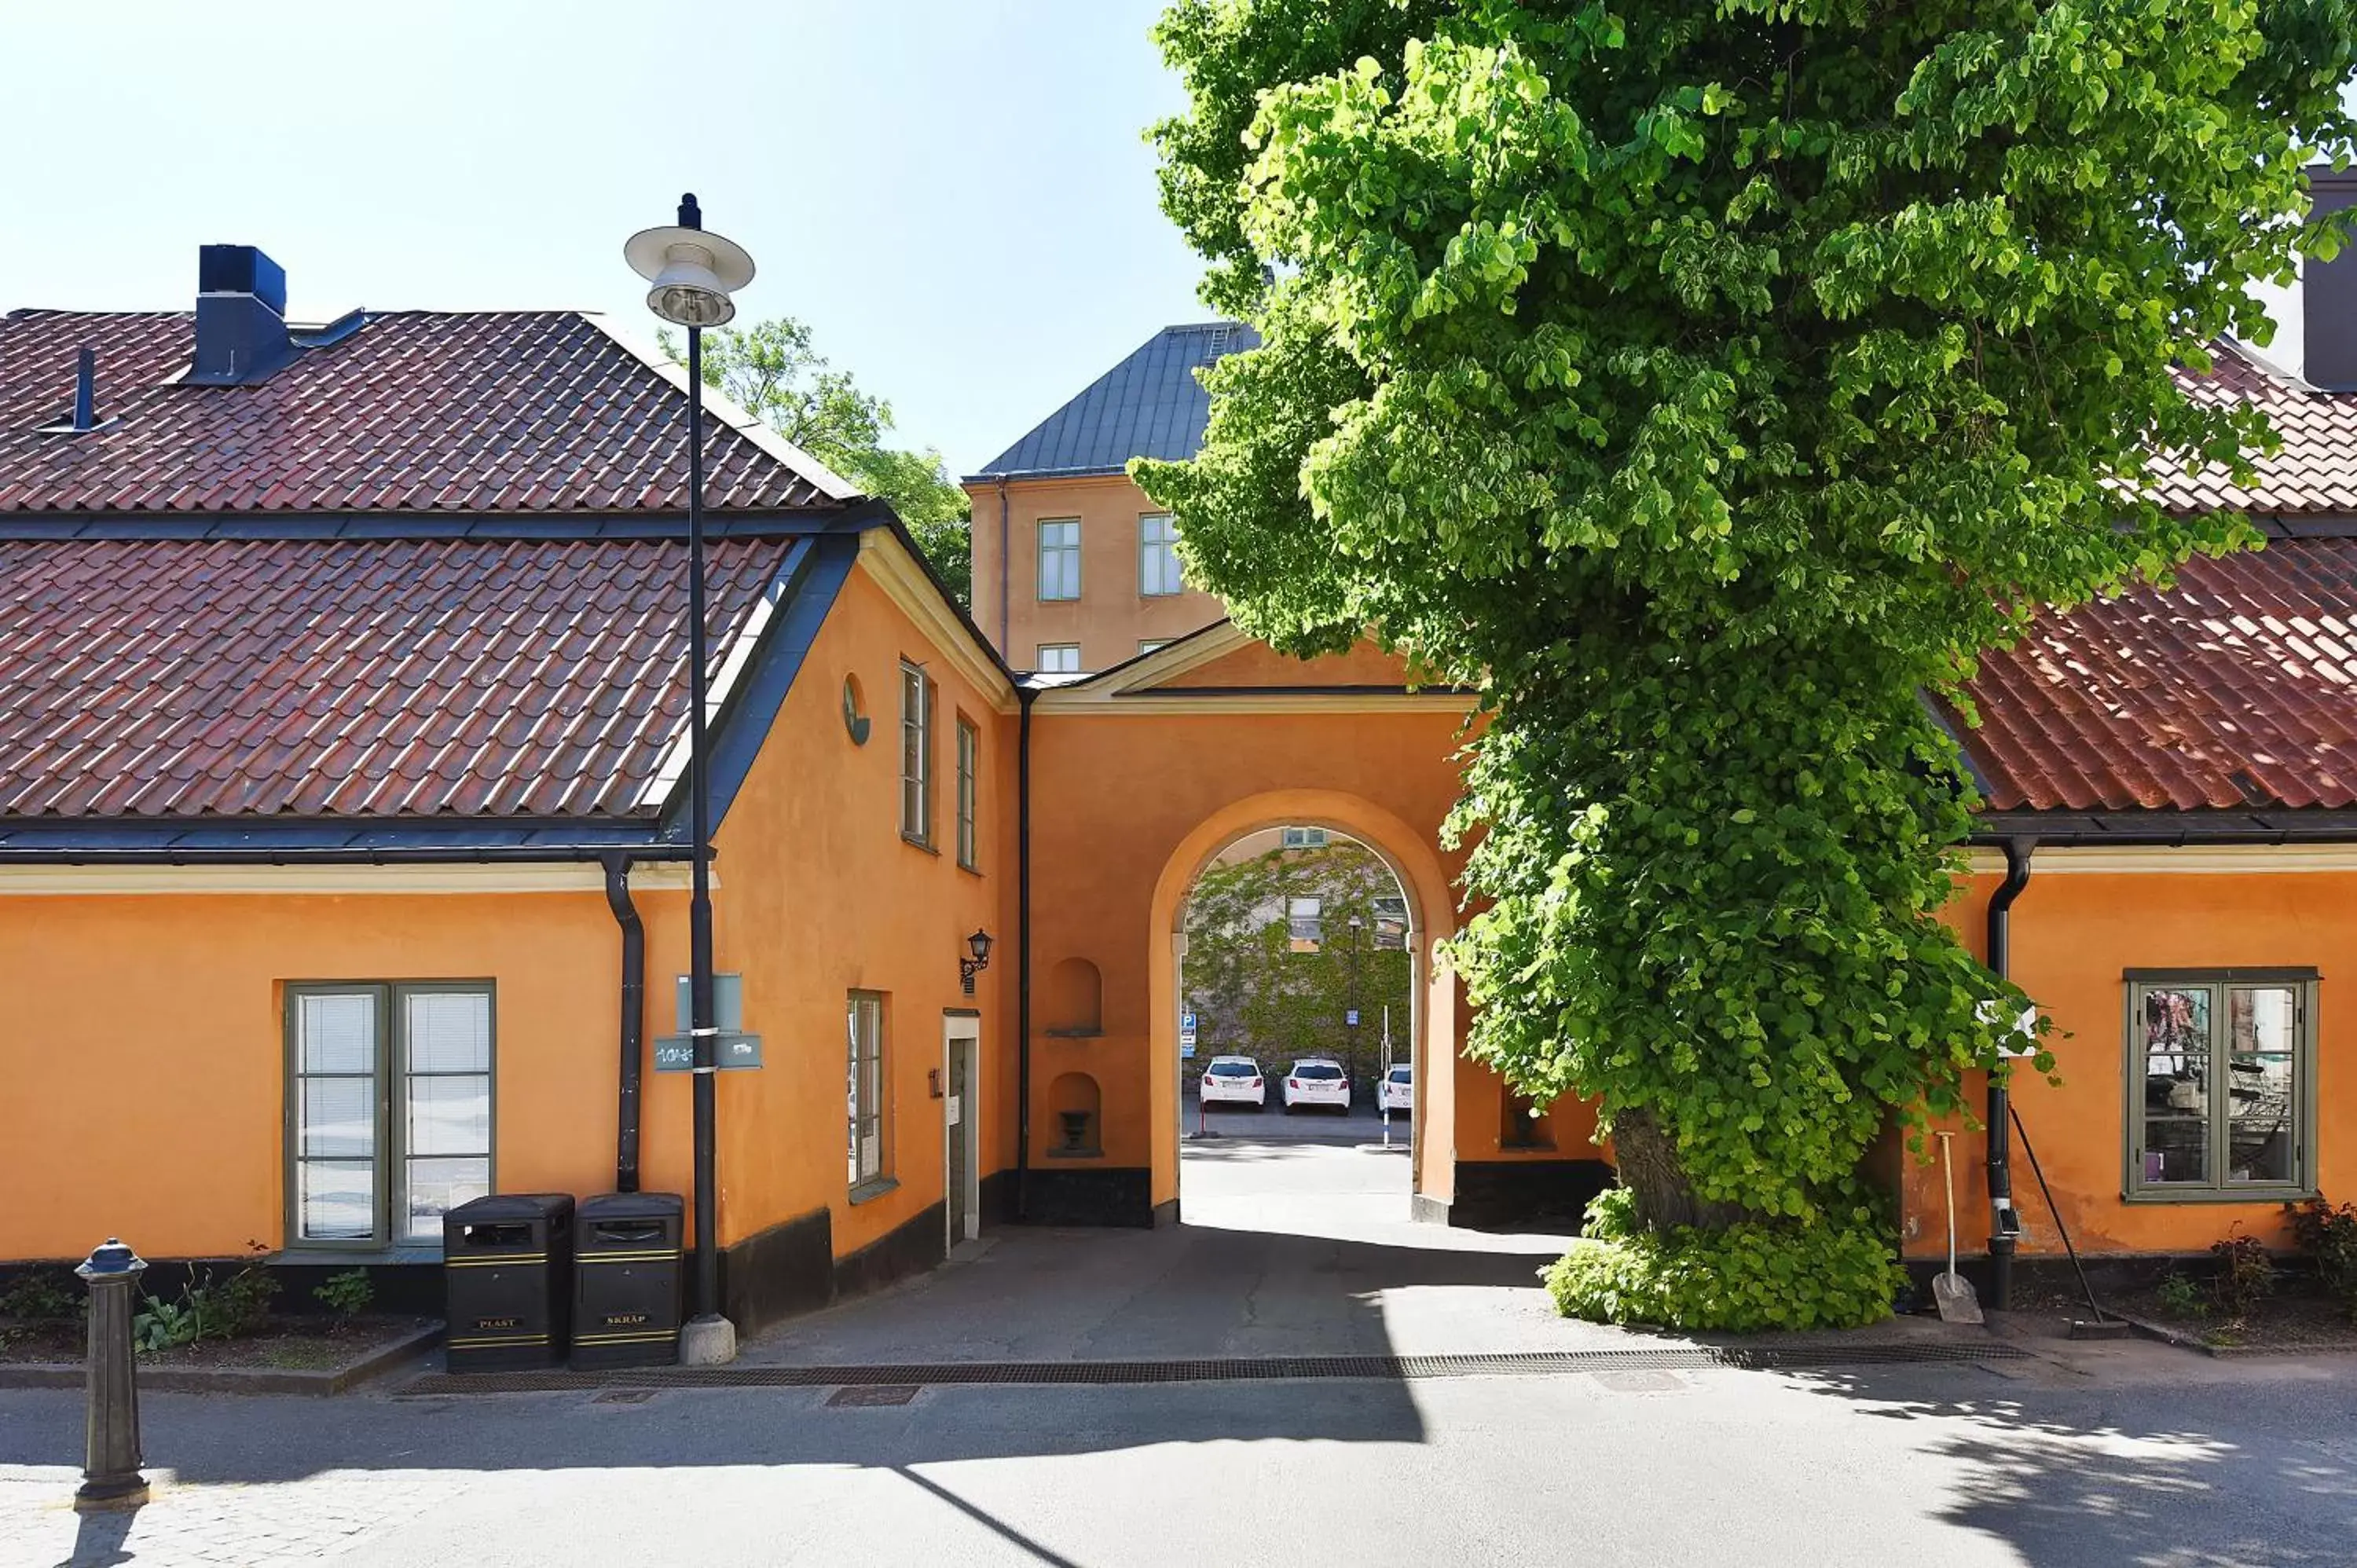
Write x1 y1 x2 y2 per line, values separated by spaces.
995 476 1011 656
1984 837 2035 1312
0 844 698 866
603 854 650 1194
1016 683 1035 1220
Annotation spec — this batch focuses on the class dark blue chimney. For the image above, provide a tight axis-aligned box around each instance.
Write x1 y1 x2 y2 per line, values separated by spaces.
187 244 295 385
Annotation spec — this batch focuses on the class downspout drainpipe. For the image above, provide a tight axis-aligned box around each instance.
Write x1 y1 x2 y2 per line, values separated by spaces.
1015 684 1035 1221
603 854 648 1194
1984 837 2035 1313
995 477 1011 657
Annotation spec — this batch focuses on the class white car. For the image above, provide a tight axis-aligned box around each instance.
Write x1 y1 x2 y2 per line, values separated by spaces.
1378 1063 1413 1115
1198 1055 1266 1108
1282 1058 1350 1113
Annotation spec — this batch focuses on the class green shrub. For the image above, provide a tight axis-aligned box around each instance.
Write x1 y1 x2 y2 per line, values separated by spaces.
2287 1196 2357 1319
1545 1197 1904 1332
2154 1272 2205 1318
133 1295 202 1354
2209 1231 2274 1322
0 1269 82 1327
313 1269 374 1320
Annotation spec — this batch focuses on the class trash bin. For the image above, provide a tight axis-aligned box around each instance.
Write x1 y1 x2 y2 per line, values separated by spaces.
442 1192 574 1373
571 1192 684 1369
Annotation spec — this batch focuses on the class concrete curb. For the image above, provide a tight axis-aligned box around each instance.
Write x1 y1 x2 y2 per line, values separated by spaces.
2097 1306 2357 1357
0 1323 442 1397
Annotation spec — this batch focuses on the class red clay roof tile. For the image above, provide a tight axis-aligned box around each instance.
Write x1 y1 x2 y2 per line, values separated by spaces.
0 535 798 820
0 310 841 515
1951 538 2357 813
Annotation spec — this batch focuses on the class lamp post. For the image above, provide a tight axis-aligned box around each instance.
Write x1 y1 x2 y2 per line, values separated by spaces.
1345 913 1365 1093
627 194 754 1366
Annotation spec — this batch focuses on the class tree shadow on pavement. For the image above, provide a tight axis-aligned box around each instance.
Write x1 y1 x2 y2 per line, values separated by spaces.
1777 1356 2357 1566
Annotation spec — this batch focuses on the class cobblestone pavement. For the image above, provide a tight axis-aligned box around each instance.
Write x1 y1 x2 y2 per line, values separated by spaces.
0 1463 474 1567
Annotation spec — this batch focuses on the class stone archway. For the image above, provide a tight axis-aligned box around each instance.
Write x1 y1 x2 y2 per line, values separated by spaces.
1146 788 1461 1219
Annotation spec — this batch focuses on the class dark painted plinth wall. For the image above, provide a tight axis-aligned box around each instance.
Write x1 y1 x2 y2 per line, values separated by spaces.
1446 1160 1615 1233
992 1167 1158 1227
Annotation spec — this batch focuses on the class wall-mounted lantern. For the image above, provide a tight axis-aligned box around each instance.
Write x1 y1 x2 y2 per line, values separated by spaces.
960 929 995 995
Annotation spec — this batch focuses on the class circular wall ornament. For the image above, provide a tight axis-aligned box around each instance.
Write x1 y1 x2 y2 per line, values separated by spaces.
842 674 871 746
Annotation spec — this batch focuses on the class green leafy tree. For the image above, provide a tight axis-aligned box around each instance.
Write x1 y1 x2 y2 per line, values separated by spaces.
662 318 973 606
1142 0 2355 1328
1184 840 1413 1086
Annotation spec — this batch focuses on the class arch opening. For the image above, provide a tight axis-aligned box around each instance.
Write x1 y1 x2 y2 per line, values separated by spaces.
1145 788 1463 1227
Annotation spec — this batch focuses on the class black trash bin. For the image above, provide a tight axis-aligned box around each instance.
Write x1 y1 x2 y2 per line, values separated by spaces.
442 1192 574 1372
572 1192 684 1369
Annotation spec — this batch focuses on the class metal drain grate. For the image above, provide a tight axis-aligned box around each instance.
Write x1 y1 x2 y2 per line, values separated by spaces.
400 1339 2030 1397
827 1383 922 1407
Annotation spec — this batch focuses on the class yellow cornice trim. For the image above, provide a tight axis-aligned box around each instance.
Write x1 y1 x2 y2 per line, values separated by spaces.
1965 843 2357 875
1030 689 1474 717
0 863 703 896
856 533 1021 713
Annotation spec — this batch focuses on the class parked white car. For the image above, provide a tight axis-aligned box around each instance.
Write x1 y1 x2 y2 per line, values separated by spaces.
1199 1055 1266 1108
1282 1058 1351 1113
1378 1063 1413 1115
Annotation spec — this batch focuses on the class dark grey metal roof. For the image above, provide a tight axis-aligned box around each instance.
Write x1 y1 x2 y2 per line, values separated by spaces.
970 321 1259 480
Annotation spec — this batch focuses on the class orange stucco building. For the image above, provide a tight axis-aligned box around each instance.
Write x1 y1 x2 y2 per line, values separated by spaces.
7 231 2357 1337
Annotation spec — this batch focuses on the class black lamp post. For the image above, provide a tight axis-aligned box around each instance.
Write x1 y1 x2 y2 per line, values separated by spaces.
1346 914 1365 1091
626 193 755 1365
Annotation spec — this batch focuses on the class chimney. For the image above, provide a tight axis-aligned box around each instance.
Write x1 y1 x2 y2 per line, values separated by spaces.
2308 169 2357 392
187 244 295 385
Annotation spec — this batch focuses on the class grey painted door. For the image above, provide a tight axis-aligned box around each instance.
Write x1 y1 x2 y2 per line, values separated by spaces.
948 1042 972 1243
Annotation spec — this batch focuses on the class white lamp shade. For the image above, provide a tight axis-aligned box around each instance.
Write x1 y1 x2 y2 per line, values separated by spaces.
625 222 756 328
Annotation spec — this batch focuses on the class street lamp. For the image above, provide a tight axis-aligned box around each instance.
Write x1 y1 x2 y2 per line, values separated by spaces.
627 193 754 1366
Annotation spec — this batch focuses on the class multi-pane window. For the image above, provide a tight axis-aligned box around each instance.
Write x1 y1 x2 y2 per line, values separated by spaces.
1139 514 1183 596
847 991 885 1187
288 984 493 1249
1037 519 1081 601
1281 826 1329 849
1372 895 1409 950
900 661 932 845
2127 972 2315 1199
955 716 980 871
1287 896 1323 953
1139 639 1170 655
1036 644 1081 675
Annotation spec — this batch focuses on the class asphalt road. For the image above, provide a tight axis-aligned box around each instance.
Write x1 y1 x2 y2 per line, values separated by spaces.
6 1354 2355 1566
8 1143 2355 1565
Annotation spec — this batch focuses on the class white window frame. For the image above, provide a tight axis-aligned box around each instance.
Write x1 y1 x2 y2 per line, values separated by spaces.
1036 644 1081 675
1288 896 1323 953
1281 826 1329 849
1139 513 1183 596
900 661 933 847
1037 519 1081 602
848 991 887 1189
1139 639 1171 656
955 716 980 872
286 982 495 1252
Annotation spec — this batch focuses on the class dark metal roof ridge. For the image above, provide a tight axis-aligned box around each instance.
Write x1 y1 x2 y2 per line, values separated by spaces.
0 509 855 543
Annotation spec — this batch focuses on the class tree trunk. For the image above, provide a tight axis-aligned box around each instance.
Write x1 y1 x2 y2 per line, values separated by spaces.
1612 1108 1747 1233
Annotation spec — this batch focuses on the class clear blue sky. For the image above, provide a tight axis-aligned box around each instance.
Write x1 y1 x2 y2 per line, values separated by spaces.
0 0 1204 477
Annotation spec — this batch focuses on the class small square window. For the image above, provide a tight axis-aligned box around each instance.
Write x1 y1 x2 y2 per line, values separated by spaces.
1036 644 1082 675
1139 639 1171 656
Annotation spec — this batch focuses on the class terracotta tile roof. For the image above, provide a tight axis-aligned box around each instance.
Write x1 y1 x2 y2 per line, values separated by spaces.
0 533 803 819
2155 343 2357 515
0 309 848 514
1952 537 2357 813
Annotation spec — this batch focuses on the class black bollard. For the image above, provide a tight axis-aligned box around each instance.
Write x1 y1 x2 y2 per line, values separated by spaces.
74 1238 148 1511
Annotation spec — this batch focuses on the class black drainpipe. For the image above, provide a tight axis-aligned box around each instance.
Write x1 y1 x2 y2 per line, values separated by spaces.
1015 684 1036 1221
1984 837 2035 1312
603 853 649 1194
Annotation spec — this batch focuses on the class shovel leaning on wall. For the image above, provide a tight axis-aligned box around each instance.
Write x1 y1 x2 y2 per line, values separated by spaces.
1932 1130 1984 1324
